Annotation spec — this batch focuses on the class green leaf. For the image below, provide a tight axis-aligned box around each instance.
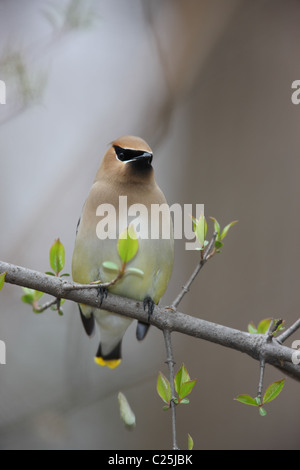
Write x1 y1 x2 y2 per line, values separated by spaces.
179 380 197 400
271 319 285 336
102 261 120 272
0 272 6 291
33 308 43 314
21 294 35 305
234 395 259 406
190 215 198 232
162 405 170 411
60 273 70 277
255 397 261 405
214 240 224 251
195 214 207 247
34 290 44 301
257 318 272 334
263 379 285 404
174 364 190 395
248 322 258 334
188 434 194 451
49 238 65 274
22 287 33 295
125 267 144 277
210 217 220 238
180 398 190 404
259 407 267 417
21 287 36 305
21 288 43 305
118 226 139 264
220 220 238 241
118 392 136 430
45 271 55 276
157 372 171 405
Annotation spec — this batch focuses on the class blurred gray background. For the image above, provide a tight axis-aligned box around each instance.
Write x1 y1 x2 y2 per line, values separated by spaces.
0 0 299 450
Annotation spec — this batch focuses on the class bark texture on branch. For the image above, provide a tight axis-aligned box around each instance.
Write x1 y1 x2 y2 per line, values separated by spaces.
0 260 299 381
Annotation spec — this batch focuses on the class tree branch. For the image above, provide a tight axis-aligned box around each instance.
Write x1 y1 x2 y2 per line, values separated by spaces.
277 318 300 344
1 260 299 381
163 329 178 450
171 232 217 310
257 357 266 401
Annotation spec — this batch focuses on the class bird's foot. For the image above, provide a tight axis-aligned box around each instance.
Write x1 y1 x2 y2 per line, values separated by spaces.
143 296 155 323
97 286 108 307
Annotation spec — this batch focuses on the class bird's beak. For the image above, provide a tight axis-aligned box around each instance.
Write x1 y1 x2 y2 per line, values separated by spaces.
129 152 153 165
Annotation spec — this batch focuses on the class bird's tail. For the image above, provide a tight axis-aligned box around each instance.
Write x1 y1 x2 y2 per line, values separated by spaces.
94 341 122 369
136 321 150 341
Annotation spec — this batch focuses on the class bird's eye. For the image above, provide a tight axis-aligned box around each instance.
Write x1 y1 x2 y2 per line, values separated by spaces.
114 146 143 162
114 146 152 164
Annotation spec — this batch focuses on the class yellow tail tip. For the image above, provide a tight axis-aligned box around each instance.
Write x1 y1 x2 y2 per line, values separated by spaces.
94 357 122 369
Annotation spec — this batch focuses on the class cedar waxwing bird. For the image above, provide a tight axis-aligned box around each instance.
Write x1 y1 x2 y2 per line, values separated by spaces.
72 136 174 369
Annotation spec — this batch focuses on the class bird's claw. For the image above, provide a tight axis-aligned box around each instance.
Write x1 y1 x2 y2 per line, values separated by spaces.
143 296 155 323
97 286 108 307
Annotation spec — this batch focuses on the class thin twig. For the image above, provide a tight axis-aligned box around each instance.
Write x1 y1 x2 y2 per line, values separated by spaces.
64 264 127 291
257 357 266 401
34 297 57 313
267 319 283 342
163 329 179 450
171 232 217 310
277 318 300 344
64 277 120 291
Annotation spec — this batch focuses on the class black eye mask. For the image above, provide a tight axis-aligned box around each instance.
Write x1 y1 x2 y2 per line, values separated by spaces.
114 145 153 165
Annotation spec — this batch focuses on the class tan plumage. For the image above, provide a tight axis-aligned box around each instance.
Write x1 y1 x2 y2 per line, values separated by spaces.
72 136 174 368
